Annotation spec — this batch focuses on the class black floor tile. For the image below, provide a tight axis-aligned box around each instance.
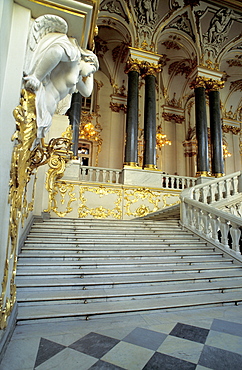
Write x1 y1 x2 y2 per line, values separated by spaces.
89 360 125 369
199 345 242 370
122 327 167 350
211 318 242 337
169 322 209 344
34 338 66 368
68 332 120 359
143 352 196 370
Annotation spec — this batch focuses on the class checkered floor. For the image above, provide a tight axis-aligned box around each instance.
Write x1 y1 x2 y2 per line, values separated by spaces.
1 306 242 370
32 318 242 369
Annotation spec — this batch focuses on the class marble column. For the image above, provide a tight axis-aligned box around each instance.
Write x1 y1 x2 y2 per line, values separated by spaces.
124 69 139 166
194 83 209 176
209 88 224 177
143 73 157 169
67 92 82 158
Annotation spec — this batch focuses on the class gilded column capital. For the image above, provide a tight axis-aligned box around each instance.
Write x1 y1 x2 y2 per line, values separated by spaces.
125 58 142 74
205 79 224 92
141 61 162 78
190 76 207 89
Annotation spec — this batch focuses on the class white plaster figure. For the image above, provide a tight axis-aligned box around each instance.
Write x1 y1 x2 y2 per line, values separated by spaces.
23 15 99 139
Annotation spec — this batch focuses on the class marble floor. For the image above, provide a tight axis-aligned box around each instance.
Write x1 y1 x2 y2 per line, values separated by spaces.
1 305 242 370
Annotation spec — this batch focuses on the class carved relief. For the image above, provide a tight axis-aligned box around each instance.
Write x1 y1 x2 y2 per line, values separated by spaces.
101 0 129 23
203 9 242 57
166 12 195 41
134 0 158 26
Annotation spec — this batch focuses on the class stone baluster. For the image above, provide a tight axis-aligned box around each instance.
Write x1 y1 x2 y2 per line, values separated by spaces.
230 222 241 255
210 214 219 241
219 217 230 249
89 168 93 182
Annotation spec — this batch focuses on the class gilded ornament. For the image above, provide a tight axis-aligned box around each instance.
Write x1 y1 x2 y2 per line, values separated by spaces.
162 112 185 124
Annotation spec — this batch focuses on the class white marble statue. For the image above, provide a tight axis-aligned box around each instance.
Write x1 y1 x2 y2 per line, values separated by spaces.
23 15 99 139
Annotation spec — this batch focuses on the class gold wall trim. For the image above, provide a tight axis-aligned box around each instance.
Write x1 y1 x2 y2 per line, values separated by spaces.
47 181 181 220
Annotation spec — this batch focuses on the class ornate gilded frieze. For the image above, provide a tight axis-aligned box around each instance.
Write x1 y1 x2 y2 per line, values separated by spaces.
222 124 240 135
110 102 127 113
162 112 185 124
165 93 182 108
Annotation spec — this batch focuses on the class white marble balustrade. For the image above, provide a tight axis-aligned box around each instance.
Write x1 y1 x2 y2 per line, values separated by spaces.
80 166 122 184
181 171 242 257
78 165 196 190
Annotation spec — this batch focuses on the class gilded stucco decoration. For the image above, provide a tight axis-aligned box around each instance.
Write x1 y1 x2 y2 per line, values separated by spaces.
110 102 127 112
44 135 73 215
227 55 242 67
162 112 185 124
1 89 38 329
162 36 181 50
168 58 197 78
78 185 122 219
46 182 77 217
1 89 73 328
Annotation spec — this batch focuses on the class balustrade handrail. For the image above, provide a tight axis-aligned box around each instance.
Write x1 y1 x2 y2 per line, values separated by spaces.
180 171 242 257
183 171 241 203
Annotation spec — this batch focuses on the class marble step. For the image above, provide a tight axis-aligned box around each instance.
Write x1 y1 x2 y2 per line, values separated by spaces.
27 232 192 239
16 264 241 278
17 279 242 306
23 241 207 248
16 269 242 290
17 291 242 323
18 251 223 265
17 257 234 268
17 254 227 263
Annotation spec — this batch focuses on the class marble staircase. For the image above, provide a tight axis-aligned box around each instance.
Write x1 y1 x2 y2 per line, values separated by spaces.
16 218 242 324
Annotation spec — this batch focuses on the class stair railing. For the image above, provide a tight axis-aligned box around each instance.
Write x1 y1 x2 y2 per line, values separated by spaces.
180 171 242 257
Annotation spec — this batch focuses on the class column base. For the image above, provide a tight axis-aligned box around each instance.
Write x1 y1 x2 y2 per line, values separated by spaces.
213 173 224 178
196 171 210 177
144 164 157 170
123 162 141 169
